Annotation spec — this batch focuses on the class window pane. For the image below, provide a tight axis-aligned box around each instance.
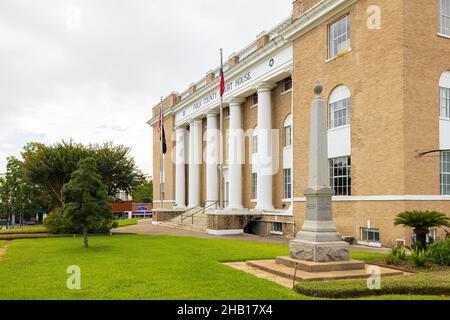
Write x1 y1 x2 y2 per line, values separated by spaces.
329 15 350 58
329 156 352 196
441 151 450 195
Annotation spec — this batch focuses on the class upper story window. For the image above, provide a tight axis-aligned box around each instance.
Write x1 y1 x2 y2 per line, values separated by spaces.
440 0 450 36
284 114 292 147
282 77 293 93
328 85 351 129
251 93 258 107
328 15 350 59
440 71 450 118
252 127 258 154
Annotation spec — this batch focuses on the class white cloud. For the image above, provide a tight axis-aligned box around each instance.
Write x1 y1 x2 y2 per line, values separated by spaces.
0 0 292 176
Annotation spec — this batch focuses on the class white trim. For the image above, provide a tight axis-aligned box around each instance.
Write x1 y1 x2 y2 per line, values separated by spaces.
207 229 244 236
292 195 450 202
152 200 175 204
357 240 382 248
270 231 283 236
325 48 352 63
438 32 450 39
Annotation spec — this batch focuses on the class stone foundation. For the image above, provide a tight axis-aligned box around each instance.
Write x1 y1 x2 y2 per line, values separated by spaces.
153 209 186 223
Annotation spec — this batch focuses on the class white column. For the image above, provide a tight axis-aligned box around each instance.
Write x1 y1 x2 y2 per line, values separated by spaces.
228 98 245 209
188 119 202 208
256 82 275 210
175 127 186 209
206 113 219 207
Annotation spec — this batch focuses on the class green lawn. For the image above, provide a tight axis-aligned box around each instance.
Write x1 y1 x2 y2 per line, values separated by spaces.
0 240 4 247
0 235 448 300
114 218 143 228
0 225 47 234
0 235 301 300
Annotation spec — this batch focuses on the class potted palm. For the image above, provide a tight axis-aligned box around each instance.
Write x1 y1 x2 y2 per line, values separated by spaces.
394 211 450 249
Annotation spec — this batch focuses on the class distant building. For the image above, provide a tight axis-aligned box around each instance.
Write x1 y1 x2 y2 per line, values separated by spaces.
112 201 153 220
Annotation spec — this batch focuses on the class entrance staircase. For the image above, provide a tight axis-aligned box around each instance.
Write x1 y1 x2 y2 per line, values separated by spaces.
158 202 219 233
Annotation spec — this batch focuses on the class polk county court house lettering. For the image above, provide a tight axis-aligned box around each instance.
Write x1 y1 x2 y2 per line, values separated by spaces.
148 0 450 248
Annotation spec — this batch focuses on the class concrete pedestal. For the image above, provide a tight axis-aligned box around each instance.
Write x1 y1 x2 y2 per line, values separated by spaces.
290 240 350 262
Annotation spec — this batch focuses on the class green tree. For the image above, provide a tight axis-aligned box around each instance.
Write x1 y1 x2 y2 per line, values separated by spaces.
0 157 49 224
62 158 113 248
394 211 450 249
22 140 143 208
132 180 153 203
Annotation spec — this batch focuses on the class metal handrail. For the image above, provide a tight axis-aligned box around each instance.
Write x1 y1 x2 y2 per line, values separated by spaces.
181 201 219 223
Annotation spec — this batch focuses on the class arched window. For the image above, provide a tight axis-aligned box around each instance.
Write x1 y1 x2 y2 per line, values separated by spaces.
328 85 351 129
252 127 258 154
440 71 450 118
284 114 292 147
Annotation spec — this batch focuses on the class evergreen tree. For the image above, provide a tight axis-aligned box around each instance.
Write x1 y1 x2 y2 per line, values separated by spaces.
62 158 112 248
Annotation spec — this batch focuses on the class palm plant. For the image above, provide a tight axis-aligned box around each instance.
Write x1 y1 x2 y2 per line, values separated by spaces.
394 211 450 249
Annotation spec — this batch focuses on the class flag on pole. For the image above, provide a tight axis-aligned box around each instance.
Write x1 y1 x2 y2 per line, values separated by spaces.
219 64 225 97
157 104 167 154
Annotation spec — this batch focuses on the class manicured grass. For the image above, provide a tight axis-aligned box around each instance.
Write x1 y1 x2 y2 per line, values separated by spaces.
0 225 48 234
0 235 302 300
0 240 4 247
114 219 143 228
0 235 448 300
295 272 450 299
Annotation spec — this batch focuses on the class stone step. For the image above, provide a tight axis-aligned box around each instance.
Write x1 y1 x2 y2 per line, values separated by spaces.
276 256 365 272
246 260 404 282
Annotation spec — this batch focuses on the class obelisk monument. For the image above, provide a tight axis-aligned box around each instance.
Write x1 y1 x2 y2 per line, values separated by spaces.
290 81 349 262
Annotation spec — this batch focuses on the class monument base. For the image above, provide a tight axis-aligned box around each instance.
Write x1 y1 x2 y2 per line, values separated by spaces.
290 240 350 262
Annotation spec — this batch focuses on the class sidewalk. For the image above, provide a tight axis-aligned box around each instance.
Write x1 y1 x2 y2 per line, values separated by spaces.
113 220 392 254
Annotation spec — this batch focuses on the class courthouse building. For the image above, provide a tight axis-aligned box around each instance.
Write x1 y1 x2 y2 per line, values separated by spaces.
148 0 450 247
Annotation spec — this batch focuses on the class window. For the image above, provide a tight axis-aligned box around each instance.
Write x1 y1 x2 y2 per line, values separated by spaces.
440 0 450 36
251 93 258 106
252 127 258 154
329 156 351 196
440 71 450 118
361 228 380 242
224 107 230 119
441 151 450 195
284 169 292 199
251 173 257 199
284 114 292 147
328 15 350 59
273 222 283 233
328 85 351 129
282 77 292 93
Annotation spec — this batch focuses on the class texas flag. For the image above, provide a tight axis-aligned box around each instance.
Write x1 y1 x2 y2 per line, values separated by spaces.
219 65 225 97
157 105 167 154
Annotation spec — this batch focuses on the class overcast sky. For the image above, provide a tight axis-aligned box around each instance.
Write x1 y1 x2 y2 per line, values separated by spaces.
0 0 292 176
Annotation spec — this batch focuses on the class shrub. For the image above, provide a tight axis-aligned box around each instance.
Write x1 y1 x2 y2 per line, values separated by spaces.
44 209 115 234
385 253 400 265
392 245 407 261
411 248 427 268
44 210 70 234
295 272 450 298
427 239 450 266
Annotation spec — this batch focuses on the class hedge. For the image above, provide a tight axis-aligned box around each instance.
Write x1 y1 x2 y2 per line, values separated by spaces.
295 272 450 298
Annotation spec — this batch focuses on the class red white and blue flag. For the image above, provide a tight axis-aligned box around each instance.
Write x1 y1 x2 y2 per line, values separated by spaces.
219 65 225 97
157 104 167 154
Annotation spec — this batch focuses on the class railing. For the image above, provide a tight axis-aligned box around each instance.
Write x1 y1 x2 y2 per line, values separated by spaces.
181 201 226 224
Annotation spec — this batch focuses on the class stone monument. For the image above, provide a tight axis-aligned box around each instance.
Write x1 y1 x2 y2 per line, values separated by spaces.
290 81 350 262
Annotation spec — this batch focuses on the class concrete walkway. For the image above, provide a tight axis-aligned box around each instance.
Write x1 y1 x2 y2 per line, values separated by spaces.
113 220 392 254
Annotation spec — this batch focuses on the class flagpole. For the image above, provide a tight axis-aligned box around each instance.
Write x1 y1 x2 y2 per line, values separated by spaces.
160 97 164 209
219 49 224 210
